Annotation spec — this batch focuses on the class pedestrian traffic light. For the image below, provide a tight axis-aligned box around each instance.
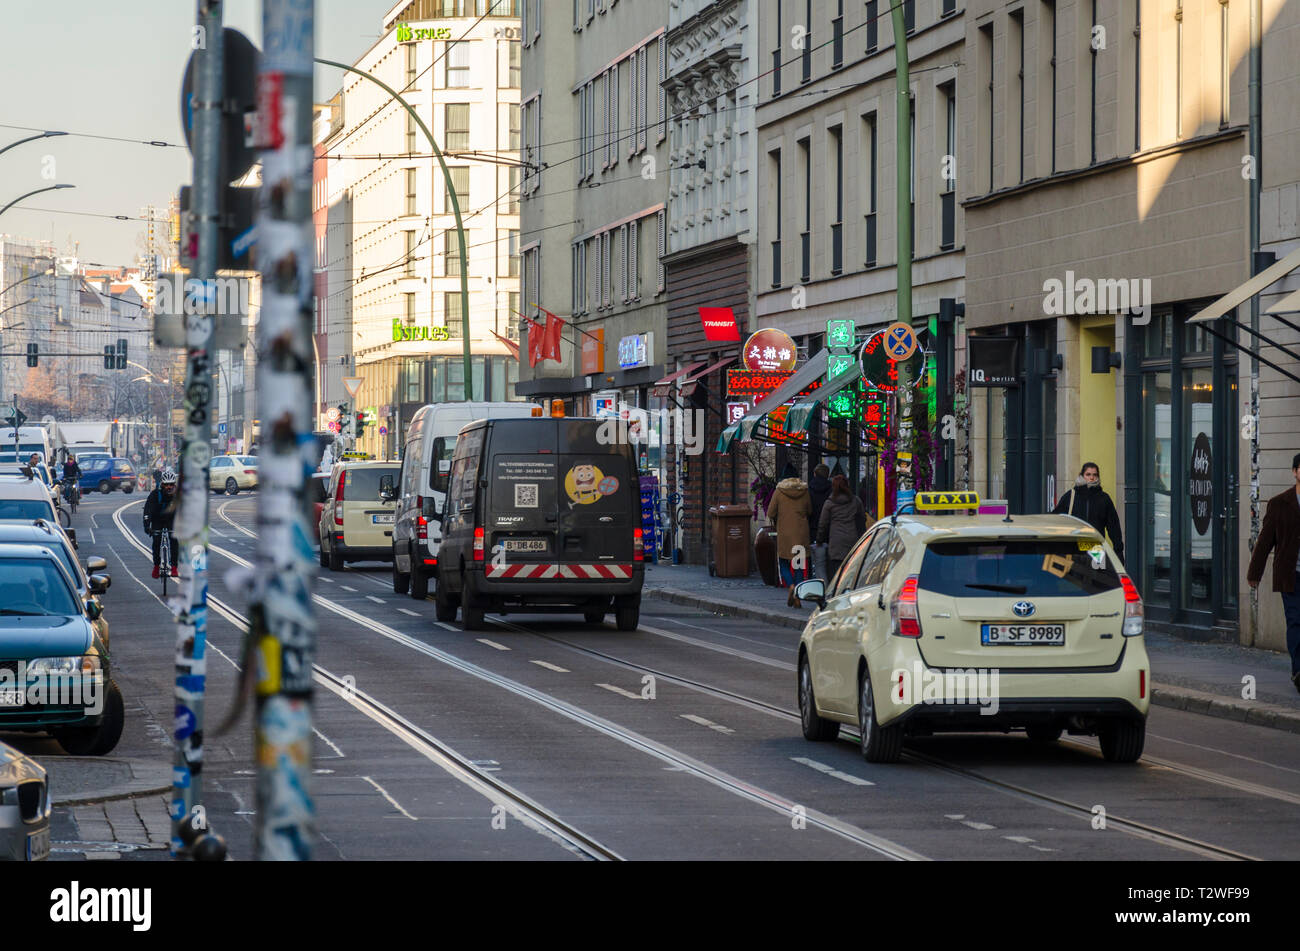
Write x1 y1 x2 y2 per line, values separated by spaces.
25 344 37 368
354 412 366 438
104 346 115 369
116 339 127 370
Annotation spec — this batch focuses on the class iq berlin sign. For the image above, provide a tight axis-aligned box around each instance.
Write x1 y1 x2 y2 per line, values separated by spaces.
393 320 451 343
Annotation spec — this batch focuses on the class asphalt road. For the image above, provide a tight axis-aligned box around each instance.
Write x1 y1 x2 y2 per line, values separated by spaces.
11 490 1300 862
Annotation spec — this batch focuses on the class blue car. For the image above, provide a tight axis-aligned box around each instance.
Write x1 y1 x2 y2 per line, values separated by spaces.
76 458 136 495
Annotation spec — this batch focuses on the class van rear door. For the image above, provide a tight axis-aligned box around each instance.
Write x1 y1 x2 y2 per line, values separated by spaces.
557 421 637 571
486 421 559 570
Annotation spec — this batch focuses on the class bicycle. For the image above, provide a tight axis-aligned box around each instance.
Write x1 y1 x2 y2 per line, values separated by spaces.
62 478 80 515
152 528 174 596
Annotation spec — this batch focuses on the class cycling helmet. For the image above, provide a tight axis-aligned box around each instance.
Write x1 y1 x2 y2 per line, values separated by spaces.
161 468 177 484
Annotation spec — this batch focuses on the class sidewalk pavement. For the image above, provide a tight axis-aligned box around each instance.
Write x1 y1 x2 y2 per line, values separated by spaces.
643 561 1300 734
39 757 172 860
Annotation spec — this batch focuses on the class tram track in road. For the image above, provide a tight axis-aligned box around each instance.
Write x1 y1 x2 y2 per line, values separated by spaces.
109 500 622 861
200 500 1283 860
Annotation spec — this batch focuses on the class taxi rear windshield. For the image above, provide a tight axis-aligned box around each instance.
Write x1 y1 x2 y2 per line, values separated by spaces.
344 467 400 501
919 540 1121 598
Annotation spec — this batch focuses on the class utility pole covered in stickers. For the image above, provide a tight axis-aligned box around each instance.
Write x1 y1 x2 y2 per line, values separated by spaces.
170 0 224 860
889 1 915 513
251 0 317 860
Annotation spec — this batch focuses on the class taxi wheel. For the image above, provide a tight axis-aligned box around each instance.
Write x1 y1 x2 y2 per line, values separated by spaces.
1098 719 1145 763
54 680 124 756
798 655 839 741
318 545 327 568
858 669 903 763
225 478 239 495
1026 725 1063 743
434 578 458 622
328 544 344 572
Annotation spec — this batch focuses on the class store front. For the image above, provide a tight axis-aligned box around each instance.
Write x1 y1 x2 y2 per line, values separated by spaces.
1125 304 1238 630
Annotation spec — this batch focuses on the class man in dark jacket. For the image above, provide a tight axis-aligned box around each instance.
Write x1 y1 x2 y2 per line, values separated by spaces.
1247 453 1300 693
143 467 179 578
1053 462 1124 563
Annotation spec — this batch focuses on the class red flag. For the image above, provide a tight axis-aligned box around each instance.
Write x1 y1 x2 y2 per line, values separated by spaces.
491 330 521 362
525 317 544 368
542 311 564 363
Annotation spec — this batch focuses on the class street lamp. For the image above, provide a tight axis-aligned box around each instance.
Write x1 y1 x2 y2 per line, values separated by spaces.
0 184 75 219
0 130 67 161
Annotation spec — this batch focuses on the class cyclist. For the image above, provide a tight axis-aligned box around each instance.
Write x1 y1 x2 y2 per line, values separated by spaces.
61 454 82 507
143 467 179 578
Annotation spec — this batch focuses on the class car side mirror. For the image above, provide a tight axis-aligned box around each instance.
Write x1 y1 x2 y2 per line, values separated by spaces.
794 578 827 610
85 600 102 621
379 475 396 501
89 573 110 594
86 556 107 573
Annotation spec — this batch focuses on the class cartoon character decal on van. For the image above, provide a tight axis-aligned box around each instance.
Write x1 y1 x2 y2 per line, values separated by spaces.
564 463 619 506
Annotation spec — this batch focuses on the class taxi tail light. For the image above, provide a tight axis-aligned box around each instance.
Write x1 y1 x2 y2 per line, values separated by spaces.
633 527 644 562
891 575 922 638
473 526 484 561
1120 575 1143 636
416 495 427 540
333 472 346 526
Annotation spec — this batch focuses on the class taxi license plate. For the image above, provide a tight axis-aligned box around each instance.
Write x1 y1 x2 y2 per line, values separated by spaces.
981 624 1065 646
27 828 49 862
504 539 547 552
0 689 25 707
371 514 394 524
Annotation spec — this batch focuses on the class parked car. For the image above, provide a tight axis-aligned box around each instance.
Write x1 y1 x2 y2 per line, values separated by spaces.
0 463 54 492
209 455 257 494
0 739 50 861
0 475 58 524
0 543 123 756
319 461 400 570
0 520 110 647
74 457 116 495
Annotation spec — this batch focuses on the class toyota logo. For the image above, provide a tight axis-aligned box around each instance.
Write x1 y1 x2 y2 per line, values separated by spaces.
1012 601 1036 618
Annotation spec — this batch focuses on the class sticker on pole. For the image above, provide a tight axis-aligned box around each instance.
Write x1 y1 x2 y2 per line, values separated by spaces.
884 322 918 361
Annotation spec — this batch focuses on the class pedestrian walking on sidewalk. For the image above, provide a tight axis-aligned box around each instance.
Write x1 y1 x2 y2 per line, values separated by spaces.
767 466 812 606
808 463 832 579
818 474 865 584
1053 462 1125 563
1246 452 1300 694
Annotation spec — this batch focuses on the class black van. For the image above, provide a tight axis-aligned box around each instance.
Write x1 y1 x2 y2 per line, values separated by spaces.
434 416 645 631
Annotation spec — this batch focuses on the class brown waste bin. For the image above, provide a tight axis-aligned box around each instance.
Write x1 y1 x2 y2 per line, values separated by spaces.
709 505 752 578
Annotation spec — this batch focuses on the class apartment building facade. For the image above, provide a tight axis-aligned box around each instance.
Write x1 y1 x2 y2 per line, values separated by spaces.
962 0 1299 646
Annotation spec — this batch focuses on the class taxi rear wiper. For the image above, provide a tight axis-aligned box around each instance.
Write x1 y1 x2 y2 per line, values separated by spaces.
965 583 1028 594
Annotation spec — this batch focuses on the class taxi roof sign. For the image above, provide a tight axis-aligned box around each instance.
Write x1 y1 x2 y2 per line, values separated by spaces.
914 491 981 512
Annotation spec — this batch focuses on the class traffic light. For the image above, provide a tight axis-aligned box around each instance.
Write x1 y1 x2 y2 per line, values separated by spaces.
104 346 115 369
25 344 37 368
354 412 366 439
116 339 127 370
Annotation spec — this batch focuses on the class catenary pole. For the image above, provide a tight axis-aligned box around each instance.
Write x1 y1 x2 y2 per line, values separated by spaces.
891 3 915 512
170 0 223 857
315 58 473 398
252 0 317 860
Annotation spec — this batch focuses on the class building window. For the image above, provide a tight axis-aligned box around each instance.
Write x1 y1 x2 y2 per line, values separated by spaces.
771 148 783 285
832 0 844 69
864 112 877 267
829 125 843 275
445 41 471 88
1011 9 1024 181
571 243 585 314
502 40 520 88
981 22 994 191
1090 0 1098 164
445 103 470 151
801 0 812 83
506 229 520 277
444 230 461 276
405 230 417 276
658 36 668 141
505 165 521 214
405 43 418 86
1135 0 1142 149
444 292 463 339
773 0 783 96
1046 1 1057 172
656 209 666 294
501 103 520 150
446 166 469 211
865 0 878 53
637 46 649 151
617 225 628 302
522 96 542 194
601 231 612 307
799 137 810 284
507 291 521 336
940 83 956 251
629 219 640 299
405 168 417 215
1220 0 1229 126
404 292 416 325
1176 1 1184 138
407 112 417 153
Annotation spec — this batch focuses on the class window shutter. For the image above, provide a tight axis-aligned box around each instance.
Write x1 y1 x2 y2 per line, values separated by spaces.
638 48 648 150
630 219 639 298
656 210 666 293
628 56 638 156
619 224 629 301
658 36 668 139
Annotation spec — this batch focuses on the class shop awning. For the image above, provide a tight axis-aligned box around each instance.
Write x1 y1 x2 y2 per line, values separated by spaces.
679 355 737 396
785 362 863 432
651 360 708 397
717 350 828 451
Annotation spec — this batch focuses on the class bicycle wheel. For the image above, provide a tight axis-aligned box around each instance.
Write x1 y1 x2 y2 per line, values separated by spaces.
55 506 70 529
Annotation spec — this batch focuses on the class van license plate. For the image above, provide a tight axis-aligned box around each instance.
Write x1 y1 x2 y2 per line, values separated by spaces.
371 514 394 524
981 624 1065 645
504 539 547 552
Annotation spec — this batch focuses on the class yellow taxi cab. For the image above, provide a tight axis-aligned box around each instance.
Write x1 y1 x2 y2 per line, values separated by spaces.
319 460 401 570
794 491 1150 764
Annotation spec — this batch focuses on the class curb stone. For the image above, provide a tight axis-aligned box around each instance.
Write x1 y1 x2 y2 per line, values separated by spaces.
645 586 1300 735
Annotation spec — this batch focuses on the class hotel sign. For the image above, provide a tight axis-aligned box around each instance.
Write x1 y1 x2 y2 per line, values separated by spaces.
392 320 451 343
396 23 453 41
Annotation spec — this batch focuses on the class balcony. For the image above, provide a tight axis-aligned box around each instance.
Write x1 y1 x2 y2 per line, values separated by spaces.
830 222 843 276
865 213 877 268
800 231 811 284
771 239 782 288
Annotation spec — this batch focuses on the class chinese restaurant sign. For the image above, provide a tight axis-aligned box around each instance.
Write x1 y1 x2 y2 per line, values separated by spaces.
742 329 797 372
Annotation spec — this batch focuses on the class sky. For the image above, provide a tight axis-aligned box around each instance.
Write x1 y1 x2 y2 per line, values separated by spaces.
0 0 395 266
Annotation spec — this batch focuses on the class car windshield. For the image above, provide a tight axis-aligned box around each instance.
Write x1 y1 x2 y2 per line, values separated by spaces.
0 558 78 615
0 499 54 522
345 467 400 500
919 539 1122 598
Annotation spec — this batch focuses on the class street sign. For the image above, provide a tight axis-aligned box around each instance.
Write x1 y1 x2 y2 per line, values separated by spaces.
218 422 228 435
326 407 340 423
181 28 261 181
342 377 364 399
379 426 388 436
884 322 918 361
4 410 27 428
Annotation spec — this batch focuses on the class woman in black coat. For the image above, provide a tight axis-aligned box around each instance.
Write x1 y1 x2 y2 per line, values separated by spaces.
1052 461 1125 563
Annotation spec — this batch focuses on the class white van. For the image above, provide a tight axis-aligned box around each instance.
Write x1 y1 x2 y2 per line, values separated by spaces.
0 426 54 464
389 401 538 599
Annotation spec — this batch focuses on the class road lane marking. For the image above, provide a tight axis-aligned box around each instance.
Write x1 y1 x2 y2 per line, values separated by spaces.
477 638 511 651
790 757 873 786
634 621 794 671
435 621 458 632
596 683 644 700
1003 835 1035 843
361 776 418 821
366 595 386 605
531 660 570 673
962 821 996 830
318 576 334 583
398 608 421 617
681 714 735 735
314 729 345 758
340 585 357 592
